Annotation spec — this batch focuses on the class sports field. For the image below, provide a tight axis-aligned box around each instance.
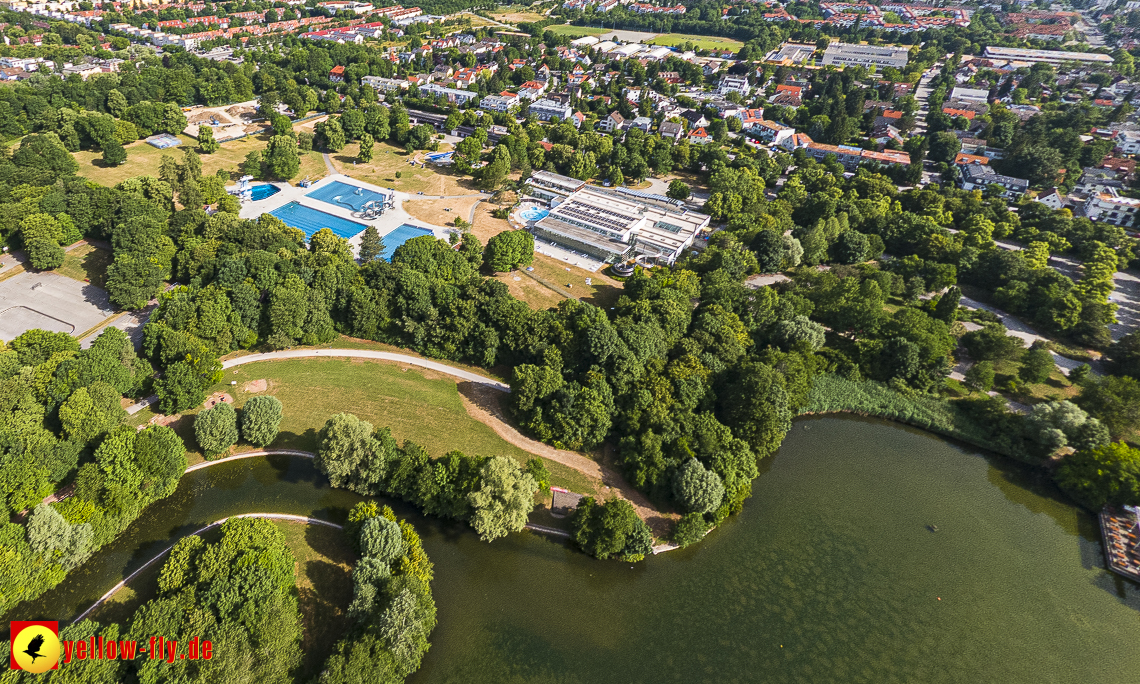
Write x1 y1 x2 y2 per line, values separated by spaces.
646 33 744 52
544 24 611 37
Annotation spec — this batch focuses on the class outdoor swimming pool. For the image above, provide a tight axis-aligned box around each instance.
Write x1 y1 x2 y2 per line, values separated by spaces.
519 206 550 222
249 184 280 201
305 180 388 212
269 202 368 239
381 224 435 261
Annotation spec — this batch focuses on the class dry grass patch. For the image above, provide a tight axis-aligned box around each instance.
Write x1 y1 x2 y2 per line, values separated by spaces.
403 196 480 227
490 9 546 23
55 244 112 289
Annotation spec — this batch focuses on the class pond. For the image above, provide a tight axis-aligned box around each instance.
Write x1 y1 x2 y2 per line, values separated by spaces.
16 416 1140 683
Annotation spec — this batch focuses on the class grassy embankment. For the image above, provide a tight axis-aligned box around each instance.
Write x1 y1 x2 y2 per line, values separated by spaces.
55 243 113 288
128 355 597 495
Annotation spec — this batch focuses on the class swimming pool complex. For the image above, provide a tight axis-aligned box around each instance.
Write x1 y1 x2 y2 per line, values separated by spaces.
305 180 388 212
381 224 435 261
249 184 280 201
519 206 550 222
269 202 368 239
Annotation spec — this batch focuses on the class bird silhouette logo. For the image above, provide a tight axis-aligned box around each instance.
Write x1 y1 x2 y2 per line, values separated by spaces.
10 621 60 673
24 634 45 663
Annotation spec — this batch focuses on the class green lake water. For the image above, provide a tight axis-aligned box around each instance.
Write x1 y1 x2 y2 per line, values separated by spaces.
18 415 1140 683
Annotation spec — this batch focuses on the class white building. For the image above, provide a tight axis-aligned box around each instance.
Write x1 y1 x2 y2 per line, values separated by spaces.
718 75 751 97
418 83 478 104
529 98 573 121
532 185 709 264
362 76 408 92
821 42 909 69
950 87 989 104
480 94 516 113
981 46 1113 67
1083 188 1140 227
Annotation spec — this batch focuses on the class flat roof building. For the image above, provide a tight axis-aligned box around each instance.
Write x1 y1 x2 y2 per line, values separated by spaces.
981 46 1113 66
822 42 909 69
531 185 708 265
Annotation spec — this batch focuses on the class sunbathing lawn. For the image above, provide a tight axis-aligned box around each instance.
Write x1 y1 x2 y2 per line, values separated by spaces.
490 8 546 23
73 126 328 187
328 140 480 196
129 357 595 495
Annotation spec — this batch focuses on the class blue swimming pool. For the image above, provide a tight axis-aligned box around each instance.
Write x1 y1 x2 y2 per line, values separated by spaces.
305 180 387 212
520 206 550 222
269 202 368 239
381 224 435 261
249 184 280 201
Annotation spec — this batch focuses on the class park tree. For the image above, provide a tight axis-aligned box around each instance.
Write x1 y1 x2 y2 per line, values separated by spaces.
672 512 711 548
25 236 64 270
359 515 404 562
358 132 375 163
479 148 510 191
155 360 207 414
240 395 283 447
569 497 654 562
59 381 126 445
1107 330 1140 379
27 503 93 570
960 324 1025 361
1025 400 1110 454
719 361 792 455
194 401 238 457
1075 375 1140 439
751 229 785 273
467 456 538 542
317 117 346 152
933 286 961 322
483 230 535 272
197 125 219 154
672 458 725 514
831 230 871 264
770 315 826 352
1055 442 1140 507
965 361 995 392
102 139 127 166
242 150 263 179
1019 346 1055 384
315 413 387 495
265 134 300 179
359 226 385 263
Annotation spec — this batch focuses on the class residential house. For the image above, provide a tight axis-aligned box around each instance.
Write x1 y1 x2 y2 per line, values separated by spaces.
598 111 625 132
1081 187 1140 227
1035 188 1067 210
329 65 345 82
689 127 712 144
750 119 794 146
659 121 684 141
529 98 573 121
718 75 750 97
959 164 1028 197
680 110 710 128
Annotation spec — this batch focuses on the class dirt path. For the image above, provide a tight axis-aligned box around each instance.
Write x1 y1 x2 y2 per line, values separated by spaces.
457 382 675 536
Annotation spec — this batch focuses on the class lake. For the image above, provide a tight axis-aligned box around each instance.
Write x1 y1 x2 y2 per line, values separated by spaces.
19 416 1140 683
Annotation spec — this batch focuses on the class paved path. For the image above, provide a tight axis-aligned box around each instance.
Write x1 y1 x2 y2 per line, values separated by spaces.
126 349 509 415
221 349 511 389
958 295 1084 372
321 152 335 175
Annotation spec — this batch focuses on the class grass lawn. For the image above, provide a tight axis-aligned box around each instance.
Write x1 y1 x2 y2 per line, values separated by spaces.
404 196 480 228
490 8 546 23
328 141 478 196
74 125 329 188
84 520 355 683
513 253 624 311
990 358 1078 403
54 244 112 289
544 24 613 37
646 33 744 52
131 356 595 494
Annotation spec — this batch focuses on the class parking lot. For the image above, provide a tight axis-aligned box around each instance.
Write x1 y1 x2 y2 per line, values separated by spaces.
0 271 114 342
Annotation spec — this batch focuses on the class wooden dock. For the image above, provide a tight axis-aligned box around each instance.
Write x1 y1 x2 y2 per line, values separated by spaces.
1099 506 1140 582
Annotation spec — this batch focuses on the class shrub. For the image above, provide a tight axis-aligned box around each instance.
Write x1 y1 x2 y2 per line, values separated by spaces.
1055 442 1140 508
673 512 710 548
240 395 283 447
194 401 238 457
672 458 725 514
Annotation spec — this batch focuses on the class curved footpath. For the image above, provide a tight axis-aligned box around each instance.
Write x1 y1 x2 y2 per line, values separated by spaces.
71 512 342 625
126 349 509 415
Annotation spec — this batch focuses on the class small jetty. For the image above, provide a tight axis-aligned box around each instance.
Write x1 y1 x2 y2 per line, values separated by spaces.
1099 506 1140 582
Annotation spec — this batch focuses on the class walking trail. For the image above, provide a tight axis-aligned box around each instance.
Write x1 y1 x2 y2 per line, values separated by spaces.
127 349 673 535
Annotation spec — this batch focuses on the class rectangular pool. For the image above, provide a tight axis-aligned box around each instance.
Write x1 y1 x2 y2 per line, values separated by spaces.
381 224 436 261
305 180 388 212
269 202 368 239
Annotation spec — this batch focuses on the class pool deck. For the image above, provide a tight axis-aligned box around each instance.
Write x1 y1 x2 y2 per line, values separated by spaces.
1100 506 1140 583
236 173 451 257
